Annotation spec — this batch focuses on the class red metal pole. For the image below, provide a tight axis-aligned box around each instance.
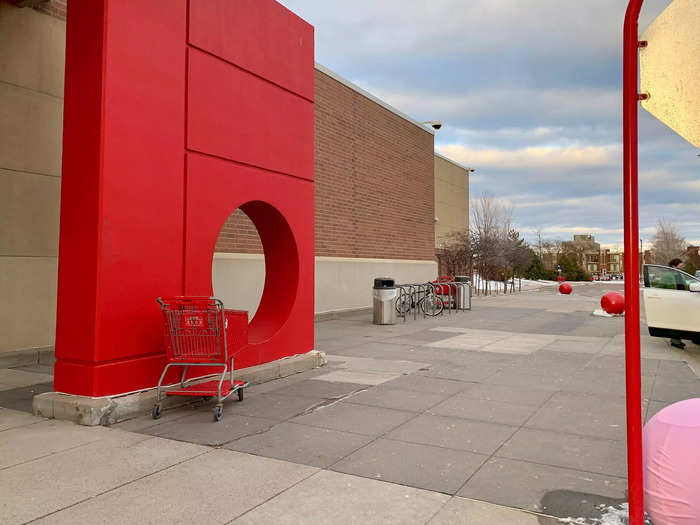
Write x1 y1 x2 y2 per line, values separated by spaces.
623 1 644 524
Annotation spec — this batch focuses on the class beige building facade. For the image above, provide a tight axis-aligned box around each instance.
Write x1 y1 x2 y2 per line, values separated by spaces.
433 153 471 248
0 4 65 356
562 235 624 276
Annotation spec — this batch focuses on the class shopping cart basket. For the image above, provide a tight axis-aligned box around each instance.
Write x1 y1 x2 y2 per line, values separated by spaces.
433 277 457 307
153 296 248 422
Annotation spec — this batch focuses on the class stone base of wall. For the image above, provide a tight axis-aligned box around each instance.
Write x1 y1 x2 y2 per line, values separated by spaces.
314 307 372 322
0 346 54 368
33 350 327 426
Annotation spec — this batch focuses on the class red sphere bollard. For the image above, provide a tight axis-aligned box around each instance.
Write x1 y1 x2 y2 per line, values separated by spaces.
601 291 625 315
559 282 573 295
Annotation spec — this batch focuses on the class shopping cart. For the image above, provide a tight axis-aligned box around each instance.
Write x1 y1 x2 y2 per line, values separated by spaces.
432 276 456 309
153 296 248 422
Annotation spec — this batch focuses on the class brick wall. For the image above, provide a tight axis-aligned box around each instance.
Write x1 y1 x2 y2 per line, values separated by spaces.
33 0 66 20
214 209 262 254
215 68 435 261
1 1 66 20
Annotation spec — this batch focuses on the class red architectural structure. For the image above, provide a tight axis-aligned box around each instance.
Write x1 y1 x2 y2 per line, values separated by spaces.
55 0 315 396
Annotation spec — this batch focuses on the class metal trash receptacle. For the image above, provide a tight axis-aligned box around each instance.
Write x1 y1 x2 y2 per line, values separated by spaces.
373 277 397 325
454 276 472 310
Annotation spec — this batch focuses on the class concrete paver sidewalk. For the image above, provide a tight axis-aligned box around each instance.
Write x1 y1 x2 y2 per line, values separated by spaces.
2 283 699 523
1 407 557 525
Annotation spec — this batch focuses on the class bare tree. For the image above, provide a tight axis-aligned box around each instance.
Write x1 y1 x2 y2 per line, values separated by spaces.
649 218 686 265
439 230 474 276
469 194 529 293
438 194 533 294
470 194 502 289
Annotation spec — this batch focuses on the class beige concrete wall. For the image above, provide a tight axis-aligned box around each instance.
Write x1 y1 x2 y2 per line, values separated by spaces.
314 256 437 314
212 253 265 321
434 154 469 248
212 254 437 316
0 4 65 353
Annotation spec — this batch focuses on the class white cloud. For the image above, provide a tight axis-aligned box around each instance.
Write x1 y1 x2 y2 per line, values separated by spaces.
511 195 615 210
361 85 621 125
282 0 672 63
278 0 694 246
437 143 619 171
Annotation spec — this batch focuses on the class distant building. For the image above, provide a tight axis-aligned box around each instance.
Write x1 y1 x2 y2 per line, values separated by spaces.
562 235 601 274
602 249 623 275
561 235 624 276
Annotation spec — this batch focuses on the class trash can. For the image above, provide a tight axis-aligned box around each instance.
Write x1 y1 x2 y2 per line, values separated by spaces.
453 276 471 310
373 277 397 325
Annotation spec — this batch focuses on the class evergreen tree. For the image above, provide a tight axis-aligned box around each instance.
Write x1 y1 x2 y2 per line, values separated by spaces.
524 251 556 280
557 253 591 281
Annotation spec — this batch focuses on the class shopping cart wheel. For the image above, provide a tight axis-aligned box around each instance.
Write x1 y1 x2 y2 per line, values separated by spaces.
152 404 161 420
213 405 223 422
237 388 244 402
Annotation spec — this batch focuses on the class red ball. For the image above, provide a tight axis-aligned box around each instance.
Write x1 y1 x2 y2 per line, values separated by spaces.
601 291 625 314
559 282 573 295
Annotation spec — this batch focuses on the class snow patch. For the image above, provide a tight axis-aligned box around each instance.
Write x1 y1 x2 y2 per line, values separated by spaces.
592 308 623 318
558 503 651 525
470 274 558 293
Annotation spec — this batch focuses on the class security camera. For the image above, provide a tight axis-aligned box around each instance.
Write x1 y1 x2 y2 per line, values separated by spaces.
422 121 442 130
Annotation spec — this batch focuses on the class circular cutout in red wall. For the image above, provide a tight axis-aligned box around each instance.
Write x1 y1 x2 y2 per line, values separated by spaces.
211 201 299 345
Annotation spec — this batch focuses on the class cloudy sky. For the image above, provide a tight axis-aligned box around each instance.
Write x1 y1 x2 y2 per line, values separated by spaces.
279 0 699 249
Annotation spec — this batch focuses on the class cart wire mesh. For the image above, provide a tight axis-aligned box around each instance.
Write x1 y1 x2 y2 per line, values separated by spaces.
158 297 227 363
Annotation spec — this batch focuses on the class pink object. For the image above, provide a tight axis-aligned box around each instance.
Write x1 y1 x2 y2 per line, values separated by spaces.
559 282 572 295
601 291 625 315
643 399 700 524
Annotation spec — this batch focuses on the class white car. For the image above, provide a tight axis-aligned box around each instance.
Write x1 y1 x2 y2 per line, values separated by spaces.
642 264 700 344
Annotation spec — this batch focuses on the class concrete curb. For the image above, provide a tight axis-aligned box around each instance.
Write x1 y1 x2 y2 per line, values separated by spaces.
0 346 55 368
314 307 372 322
33 350 327 426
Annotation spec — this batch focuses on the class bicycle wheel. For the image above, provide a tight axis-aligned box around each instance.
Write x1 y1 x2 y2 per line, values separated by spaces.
395 296 412 315
421 294 444 316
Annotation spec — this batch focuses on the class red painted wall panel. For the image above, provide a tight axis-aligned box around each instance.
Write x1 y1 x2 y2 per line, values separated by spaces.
55 0 105 371
187 49 314 180
56 0 314 397
55 0 187 395
185 153 314 370
188 0 314 101
96 0 187 363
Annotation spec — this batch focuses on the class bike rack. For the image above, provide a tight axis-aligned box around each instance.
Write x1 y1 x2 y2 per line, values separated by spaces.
393 280 472 322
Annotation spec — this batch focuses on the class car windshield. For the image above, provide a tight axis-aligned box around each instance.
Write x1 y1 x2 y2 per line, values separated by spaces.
645 265 700 291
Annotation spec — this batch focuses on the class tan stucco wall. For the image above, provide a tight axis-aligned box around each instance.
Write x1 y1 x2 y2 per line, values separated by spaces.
212 254 437 317
0 4 65 353
212 253 266 321
434 154 469 248
314 256 437 314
